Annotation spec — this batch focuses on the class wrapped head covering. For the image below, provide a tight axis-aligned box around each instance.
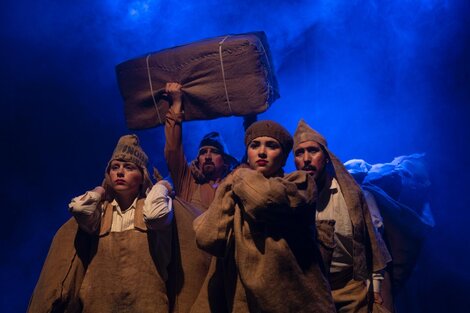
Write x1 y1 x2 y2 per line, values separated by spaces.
244 120 293 162
103 134 153 200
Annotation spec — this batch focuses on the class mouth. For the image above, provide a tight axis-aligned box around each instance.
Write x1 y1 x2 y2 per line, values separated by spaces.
302 165 316 174
114 179 126 184
256 160 268 166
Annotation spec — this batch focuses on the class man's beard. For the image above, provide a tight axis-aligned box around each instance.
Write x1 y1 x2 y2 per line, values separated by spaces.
202 162 216 176
302 164 317 173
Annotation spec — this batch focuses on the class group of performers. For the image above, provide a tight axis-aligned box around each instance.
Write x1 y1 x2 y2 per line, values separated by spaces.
28 82 433 313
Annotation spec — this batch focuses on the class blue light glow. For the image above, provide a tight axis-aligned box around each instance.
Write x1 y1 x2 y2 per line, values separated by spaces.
2 0 469 312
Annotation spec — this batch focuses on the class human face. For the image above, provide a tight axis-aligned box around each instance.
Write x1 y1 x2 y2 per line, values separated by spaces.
247 136 284 177
294 141 327 181
197 146 226 179
108 160 143 198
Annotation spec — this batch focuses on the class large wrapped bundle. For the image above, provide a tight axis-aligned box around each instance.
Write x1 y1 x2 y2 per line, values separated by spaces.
116 31 279 129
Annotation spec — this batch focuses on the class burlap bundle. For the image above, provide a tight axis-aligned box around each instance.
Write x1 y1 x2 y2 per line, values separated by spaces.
115 31 279 129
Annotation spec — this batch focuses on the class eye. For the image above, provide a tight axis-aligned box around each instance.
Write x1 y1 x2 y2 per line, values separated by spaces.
294 149 304 157
307 147 320 153
110 164 119 171
266 141 280 149
199 149 207 155
249 141 260 149
211 148 221 155
125 164 137 170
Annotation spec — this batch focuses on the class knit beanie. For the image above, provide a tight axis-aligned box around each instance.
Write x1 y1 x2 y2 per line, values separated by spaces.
108 134 148 169
197 131 238 168
244 120 293 158
103 134 153 200
199 132 230 155
293 119 328 150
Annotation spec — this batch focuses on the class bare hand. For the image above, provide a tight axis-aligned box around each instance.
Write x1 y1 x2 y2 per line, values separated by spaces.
92 186 106 198
78 186 105 203
165 82 182 101
158 180 173 194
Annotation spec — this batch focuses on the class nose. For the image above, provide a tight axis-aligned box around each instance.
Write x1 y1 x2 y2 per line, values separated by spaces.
204 151 212 160
117 166 125 176
303 153 311 164
258 145 267 157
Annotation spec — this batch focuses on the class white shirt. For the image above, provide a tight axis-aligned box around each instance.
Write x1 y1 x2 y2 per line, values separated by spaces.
317 177 383 292
69 182 173 233
317 178 354 274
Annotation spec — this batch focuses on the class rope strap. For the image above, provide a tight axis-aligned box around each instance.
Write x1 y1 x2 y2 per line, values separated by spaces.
145 54 163 125
218 35 233 114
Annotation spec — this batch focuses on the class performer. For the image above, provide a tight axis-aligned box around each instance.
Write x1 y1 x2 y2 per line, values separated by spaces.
164 82 238 209
164 82 238 312
28 134 173 313
292 119 391 313
192 120 335 312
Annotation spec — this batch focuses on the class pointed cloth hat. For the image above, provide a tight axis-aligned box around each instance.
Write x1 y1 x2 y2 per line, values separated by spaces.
293 119 327 150
293 119 391 277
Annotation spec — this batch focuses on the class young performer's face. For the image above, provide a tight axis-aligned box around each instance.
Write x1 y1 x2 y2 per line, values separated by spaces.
247 136 284 177
108 160 143 198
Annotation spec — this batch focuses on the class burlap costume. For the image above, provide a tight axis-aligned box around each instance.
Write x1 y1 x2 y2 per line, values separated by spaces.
164 109 239 312
165 108 234 209
166 197 212 313
28 135 170 313
191 120 336 312
293 120 391 313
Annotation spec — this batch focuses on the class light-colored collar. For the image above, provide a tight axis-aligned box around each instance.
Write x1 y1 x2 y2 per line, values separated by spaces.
111 197 138 216
330 177 340 193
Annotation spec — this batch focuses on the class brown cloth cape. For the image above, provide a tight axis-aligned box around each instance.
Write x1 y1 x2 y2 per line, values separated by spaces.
193 168 336 313
28 199 169 313
326 151 391 281
27 218 91 313
167 198 212 313
164 109 219 312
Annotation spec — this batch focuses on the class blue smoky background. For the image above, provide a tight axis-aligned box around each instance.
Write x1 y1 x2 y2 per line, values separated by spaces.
1 0 469 312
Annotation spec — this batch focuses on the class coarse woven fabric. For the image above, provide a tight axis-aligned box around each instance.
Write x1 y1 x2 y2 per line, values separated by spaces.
192 168 336 312
27 200 170 313
116 31 279 129
166 198 211 313
293 119 391 280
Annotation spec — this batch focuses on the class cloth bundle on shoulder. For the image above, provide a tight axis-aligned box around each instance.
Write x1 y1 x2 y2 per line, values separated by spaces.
116 31 279 129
